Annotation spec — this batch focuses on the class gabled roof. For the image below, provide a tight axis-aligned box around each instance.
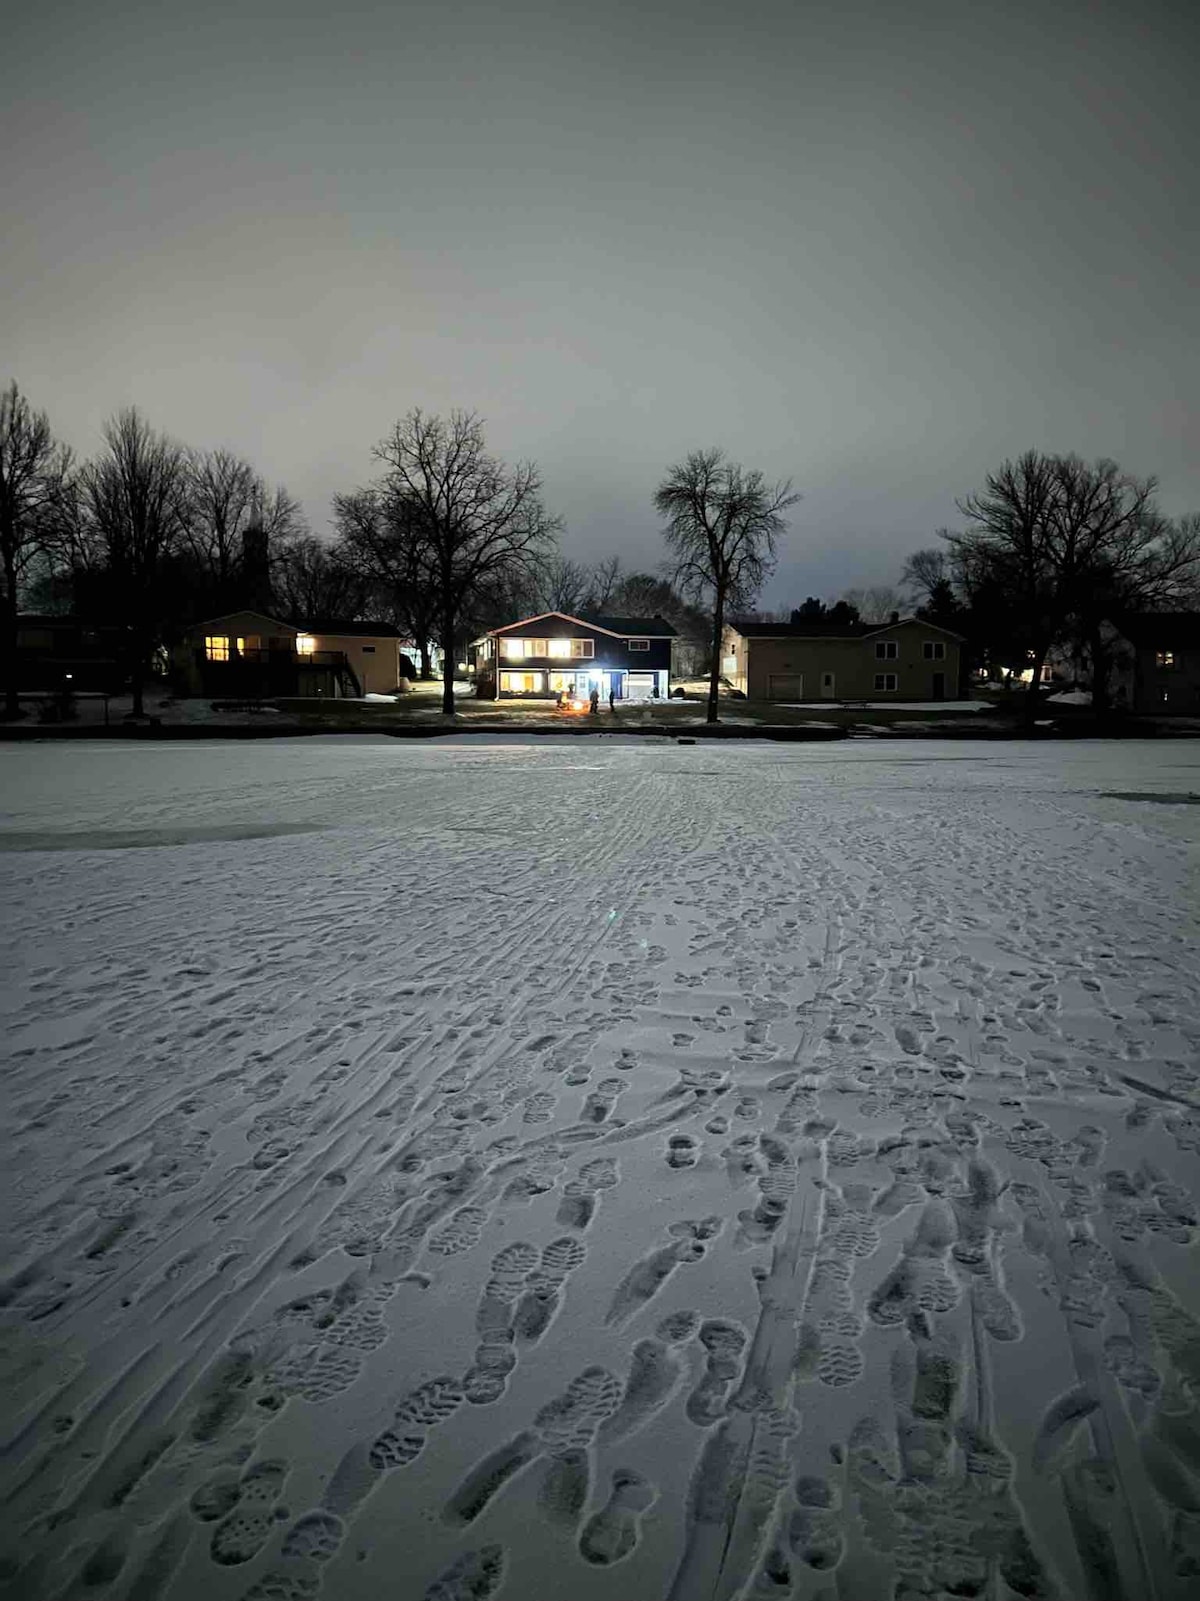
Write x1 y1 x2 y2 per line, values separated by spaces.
580 613 676 637
1112 611 1200 648
485 610 675 640
728 615 963 642
186 611 402 639
188 609 294 634
295 618 403 638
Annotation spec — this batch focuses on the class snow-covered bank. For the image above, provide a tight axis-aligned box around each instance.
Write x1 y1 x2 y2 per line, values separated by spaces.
2 738 1198 1600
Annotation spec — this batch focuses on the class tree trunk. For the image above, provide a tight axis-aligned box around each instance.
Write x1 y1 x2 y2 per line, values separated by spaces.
1022 650 1046 730
418 639 432 680
2 568 19 720
706 592 725 726
440 614 456 716
1088 627 1112 718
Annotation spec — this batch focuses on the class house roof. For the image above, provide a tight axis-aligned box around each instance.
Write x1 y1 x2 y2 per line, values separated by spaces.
580 613 677 637
484 610 676 640
728 615 963 642
1114 611 1200 648
187 611 402 639
294 618 403 638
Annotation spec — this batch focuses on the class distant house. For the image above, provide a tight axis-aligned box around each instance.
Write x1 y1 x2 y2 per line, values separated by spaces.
1109 612 1200 715
16 615 127 692
470 612 675 700
172 611 405 699
723 615 964 701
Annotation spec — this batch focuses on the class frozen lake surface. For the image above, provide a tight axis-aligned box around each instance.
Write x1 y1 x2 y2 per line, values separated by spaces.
2 735 1199 1601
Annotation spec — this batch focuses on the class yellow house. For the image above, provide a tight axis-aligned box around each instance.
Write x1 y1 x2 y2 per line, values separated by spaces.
173 611 406 698
723 615 963 701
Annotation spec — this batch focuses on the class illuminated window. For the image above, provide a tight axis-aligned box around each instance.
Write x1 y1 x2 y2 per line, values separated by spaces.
527 638 548 657
570 639 595 658
548 638 570 656
295 635 316 655
1156 650 1176 668
500 670 545 693
501 637 525 660
922 641 945 660
875 641 898 660
204 635 230 661
235 637 245 654
874 673 898 691
629 639 650 651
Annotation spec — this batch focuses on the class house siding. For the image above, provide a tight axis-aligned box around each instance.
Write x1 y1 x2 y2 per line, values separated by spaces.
725 620 962 701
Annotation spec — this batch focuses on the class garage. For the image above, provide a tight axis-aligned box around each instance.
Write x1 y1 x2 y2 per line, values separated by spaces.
766 673 804 701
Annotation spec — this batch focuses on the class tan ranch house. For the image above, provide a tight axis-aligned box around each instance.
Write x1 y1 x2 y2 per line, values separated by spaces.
172 611 406 699
723 614 963 701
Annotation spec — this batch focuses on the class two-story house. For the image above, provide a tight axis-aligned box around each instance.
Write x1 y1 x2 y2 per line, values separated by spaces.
470 612 675 701
722 614 964 701
1109 612 1200 714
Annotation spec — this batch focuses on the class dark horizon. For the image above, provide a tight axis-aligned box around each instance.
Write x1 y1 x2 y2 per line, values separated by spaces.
6 0 1197 605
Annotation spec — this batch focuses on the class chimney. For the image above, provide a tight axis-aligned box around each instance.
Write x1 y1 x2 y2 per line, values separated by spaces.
889 610 900 625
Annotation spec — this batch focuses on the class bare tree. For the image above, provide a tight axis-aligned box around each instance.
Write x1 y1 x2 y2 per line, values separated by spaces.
947 450 1178 723
0 382 72 718
186 450 307 613
331 486 439 677
585 555 623 611
900 545 953 608
272 533 370 625
372 409 561 714
655 448 799 724
535 554 592 616
839 583 904 622
80 408 193 715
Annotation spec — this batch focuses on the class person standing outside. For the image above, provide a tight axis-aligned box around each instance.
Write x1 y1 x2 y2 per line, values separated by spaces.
589 684 600 715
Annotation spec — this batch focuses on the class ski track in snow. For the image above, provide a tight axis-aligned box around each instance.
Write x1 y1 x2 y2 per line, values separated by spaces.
0 733 1198 1601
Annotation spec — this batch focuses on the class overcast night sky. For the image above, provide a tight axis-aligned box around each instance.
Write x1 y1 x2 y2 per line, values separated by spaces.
5 0 1197 604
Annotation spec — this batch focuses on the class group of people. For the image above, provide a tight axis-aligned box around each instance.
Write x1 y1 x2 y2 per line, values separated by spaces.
555 683 617 713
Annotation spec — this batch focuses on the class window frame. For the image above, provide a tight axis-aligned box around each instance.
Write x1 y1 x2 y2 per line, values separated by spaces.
570 638 595 659
628 638 650 651
204 635 230 662
874 672 898 691
922 640 946 660
875 640 898 660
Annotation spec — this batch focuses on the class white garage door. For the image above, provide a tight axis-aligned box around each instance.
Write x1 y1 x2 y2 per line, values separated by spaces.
766 674 804 701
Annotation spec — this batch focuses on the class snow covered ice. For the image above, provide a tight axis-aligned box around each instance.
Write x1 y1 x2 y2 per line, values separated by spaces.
1 734 1199 1601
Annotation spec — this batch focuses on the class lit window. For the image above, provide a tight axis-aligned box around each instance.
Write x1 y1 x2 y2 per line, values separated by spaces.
875 641 898 660
629 638 650 651
922 641 945 660
500 671 545 693
527 639 548 658
235 637 245 654
501 638 526 660
204 635 230 661
548 638 570 656
1156 650 1176 668
874 673 898 691
296 635 316 655
570 639 595 658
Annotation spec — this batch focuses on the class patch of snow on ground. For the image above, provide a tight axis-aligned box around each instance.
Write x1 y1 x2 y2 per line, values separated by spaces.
1 736 1199 1600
